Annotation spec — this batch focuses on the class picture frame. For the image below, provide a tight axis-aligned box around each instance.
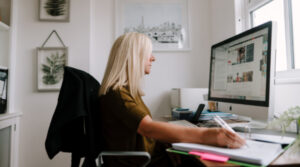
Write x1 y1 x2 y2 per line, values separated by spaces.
37 47 68 91
39 0 70 22
0 67 8 113
115 0 190 51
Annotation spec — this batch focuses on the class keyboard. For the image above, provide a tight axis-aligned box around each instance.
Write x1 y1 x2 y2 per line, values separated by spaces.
230 121 267 130
168 120 198 127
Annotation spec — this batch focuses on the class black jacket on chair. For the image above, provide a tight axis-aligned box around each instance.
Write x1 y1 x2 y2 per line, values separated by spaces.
45 66 102 167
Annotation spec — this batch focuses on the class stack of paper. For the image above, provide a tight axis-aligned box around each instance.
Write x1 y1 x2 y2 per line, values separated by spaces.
172 139 283 166
198 110 237 121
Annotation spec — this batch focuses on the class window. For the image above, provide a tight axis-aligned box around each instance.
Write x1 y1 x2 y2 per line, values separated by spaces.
251 0 287 71
244 0 300 72
292 0 300 69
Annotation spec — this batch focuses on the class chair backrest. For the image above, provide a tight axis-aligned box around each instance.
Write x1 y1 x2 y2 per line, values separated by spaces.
45 66 101 167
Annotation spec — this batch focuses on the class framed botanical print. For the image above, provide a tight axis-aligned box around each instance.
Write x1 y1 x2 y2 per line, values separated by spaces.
37 47 68 91
39 0 70 22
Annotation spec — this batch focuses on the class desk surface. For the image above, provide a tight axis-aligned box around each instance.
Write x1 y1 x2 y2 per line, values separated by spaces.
196 143 300 167
154 116 300 167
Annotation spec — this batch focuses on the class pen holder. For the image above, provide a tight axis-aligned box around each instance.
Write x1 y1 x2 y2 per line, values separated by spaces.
171 109 193 120
208 101 218 112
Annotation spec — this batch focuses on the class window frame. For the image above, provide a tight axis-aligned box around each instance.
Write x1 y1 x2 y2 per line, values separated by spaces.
239 0 300 84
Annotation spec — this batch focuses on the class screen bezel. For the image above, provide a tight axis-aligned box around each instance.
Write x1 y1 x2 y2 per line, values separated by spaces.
208 21 273 107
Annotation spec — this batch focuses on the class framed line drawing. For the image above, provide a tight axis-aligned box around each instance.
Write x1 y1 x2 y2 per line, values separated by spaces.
39 0 70 22
37 47 68 91
115 0 190 51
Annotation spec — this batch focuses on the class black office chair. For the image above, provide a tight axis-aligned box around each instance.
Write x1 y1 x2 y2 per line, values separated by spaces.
98 151 151 167
45 66 151 167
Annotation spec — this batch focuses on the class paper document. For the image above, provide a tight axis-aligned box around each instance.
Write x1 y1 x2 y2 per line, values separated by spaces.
172 140 283 166
237 132 295 145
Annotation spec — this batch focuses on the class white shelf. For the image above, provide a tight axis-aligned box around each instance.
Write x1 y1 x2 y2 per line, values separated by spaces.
0 112 22 121
0 21 9 31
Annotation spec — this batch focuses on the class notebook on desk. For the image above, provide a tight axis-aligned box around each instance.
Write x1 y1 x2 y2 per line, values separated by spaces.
237 132 296 147
172 140 283 166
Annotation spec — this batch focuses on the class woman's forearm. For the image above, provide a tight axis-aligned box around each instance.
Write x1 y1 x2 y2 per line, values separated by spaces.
138 115 211 144
138 115 245 148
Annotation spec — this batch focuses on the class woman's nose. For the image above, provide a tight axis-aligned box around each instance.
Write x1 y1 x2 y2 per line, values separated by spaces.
151 55 156 62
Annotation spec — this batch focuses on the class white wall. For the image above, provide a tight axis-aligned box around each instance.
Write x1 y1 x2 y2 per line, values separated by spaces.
91 0 211 117
274 84 300 114
15 0 91 166
210 0 235 44
0 31 9 67
15 0 212 166
143 0 212 116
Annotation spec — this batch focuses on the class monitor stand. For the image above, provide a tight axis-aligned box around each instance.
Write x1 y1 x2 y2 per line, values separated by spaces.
217 102 273 131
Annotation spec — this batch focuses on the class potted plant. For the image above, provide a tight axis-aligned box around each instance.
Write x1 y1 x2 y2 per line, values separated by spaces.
268 106 300 151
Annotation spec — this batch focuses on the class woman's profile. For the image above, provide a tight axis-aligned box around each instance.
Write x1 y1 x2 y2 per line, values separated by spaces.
99 32 245 167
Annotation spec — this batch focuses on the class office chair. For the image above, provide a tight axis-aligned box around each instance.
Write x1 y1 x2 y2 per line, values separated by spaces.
46 66 151 167
98 151 151 167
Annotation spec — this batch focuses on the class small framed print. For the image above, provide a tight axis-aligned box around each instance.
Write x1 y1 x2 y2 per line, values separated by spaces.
37 47 68 91
115 0 190 51
39 0 70 22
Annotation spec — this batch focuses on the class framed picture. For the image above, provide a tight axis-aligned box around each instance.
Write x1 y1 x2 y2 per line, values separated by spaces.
39 0 70 22
115 0 190 51
37 47 68 91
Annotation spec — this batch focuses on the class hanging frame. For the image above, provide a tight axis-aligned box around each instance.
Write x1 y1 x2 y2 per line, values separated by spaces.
37 30 68 91
39 0 70 22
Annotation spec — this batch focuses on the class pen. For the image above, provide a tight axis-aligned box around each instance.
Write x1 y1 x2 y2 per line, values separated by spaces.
213 115 248 148
213 115 235 133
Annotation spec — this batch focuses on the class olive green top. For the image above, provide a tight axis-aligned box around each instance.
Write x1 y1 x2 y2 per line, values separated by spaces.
99 87 158 166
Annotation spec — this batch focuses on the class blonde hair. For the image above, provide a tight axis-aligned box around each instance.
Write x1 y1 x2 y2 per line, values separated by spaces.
99 32 153 99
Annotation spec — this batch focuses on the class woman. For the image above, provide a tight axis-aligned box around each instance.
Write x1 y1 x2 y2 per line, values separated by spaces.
99 32 245 167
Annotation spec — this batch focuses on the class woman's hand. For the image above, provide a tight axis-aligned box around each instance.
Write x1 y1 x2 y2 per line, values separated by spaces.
204 128 246 148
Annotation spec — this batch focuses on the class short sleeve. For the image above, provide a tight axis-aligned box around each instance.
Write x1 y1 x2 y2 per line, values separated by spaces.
117 89 149 132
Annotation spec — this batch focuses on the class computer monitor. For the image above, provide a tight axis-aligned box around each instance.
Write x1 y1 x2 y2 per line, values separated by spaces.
208 21 277 122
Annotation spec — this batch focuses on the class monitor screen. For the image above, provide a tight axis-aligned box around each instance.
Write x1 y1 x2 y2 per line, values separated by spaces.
208 21 273 107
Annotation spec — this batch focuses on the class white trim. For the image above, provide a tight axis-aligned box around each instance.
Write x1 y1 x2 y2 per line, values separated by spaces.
275 77 300 84
246 0 273 28
234 0 246 34
275 69 300 84
0 112 22 121
244 0 251 30
7 0 18 114
284 0 294 70
0 21 9 31
247 0 273 12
